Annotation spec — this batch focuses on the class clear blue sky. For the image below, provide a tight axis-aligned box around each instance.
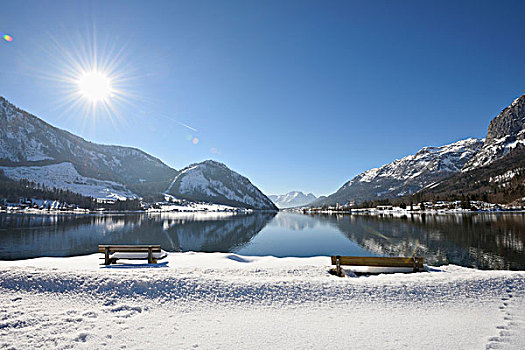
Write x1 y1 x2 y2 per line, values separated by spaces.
1 0 524 196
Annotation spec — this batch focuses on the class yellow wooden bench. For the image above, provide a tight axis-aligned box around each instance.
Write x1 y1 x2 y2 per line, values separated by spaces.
331 255 424 276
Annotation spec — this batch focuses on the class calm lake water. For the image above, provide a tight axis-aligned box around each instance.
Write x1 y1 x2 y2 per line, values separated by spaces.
0 211 524 270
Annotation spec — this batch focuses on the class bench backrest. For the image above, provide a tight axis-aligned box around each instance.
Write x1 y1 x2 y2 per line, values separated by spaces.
331 256 424 268
98 245 162 253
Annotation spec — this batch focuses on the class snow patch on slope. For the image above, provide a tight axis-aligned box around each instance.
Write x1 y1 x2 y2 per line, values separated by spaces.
489 168 524 184
463 93 525 172
0 162 137 200
349 138 483 186
463 136 525 172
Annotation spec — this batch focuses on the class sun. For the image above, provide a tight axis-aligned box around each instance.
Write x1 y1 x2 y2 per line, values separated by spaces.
78 71 112 102
36 29 138 124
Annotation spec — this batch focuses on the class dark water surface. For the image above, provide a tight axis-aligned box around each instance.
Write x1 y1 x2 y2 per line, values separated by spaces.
0 211 524 270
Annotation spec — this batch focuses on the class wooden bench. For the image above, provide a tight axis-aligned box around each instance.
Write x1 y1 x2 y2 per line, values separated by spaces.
331 255 424 276
98 245 163 265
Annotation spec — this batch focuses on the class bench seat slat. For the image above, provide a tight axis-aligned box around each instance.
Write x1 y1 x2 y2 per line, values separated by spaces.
110 251 167 260
100 248 162 253
98 245 161 253
331 256 424 268
98 245 161 249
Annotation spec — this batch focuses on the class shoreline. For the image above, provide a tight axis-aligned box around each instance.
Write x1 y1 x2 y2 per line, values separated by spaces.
291 208 525 215
2 207 525 216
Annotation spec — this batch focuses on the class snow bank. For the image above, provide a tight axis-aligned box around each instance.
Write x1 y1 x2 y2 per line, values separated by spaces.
1 253 524 349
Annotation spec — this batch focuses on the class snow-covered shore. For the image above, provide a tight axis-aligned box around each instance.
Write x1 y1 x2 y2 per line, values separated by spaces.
1 253 524 349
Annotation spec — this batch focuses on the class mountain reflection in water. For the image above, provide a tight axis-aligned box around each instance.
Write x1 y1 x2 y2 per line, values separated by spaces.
0 212 276 260
309 213 525 270
0 211 524 270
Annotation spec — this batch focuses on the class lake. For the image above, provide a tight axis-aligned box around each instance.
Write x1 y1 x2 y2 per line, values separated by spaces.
0 211 524 270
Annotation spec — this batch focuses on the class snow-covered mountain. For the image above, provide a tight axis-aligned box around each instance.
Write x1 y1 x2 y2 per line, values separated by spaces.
463 94 525 172
416 93 525 204
312 138 483 206
268 191 317 208
166 160 277 210
0 97 176 198
0 97 277 209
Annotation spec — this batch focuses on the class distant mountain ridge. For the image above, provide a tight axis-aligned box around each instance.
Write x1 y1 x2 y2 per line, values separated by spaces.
312 138 483 206
269 191 317 208
0 97 276 209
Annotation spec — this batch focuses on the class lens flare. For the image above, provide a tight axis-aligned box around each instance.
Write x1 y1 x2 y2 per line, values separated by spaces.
2 34 13 42
360 224 392 242
192 137 199 144
360 223 419 262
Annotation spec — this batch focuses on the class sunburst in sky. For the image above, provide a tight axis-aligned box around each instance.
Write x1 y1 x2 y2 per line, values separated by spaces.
35 29 136 128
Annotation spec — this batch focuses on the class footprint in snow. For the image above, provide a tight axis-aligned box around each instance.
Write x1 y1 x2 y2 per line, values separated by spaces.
73 332 90 343
105 305 142 318
82 311 98 318
499 330 511 337
103 299 118 307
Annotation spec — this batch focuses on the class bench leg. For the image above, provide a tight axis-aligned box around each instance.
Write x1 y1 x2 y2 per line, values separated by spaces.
336 256 342 277
104 247 110 265
413 257 421 272
148 247 153 264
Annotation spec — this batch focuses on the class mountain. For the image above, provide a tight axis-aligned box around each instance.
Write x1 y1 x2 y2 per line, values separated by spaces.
463 94 525 172
417 145 525 204
0 97 277 209
312 138 484 206
166 160 277 210
417 94 525 204
0 97 176 199
268 191 317 208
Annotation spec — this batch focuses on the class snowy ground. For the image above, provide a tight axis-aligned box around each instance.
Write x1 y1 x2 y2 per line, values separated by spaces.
1 253 524 349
